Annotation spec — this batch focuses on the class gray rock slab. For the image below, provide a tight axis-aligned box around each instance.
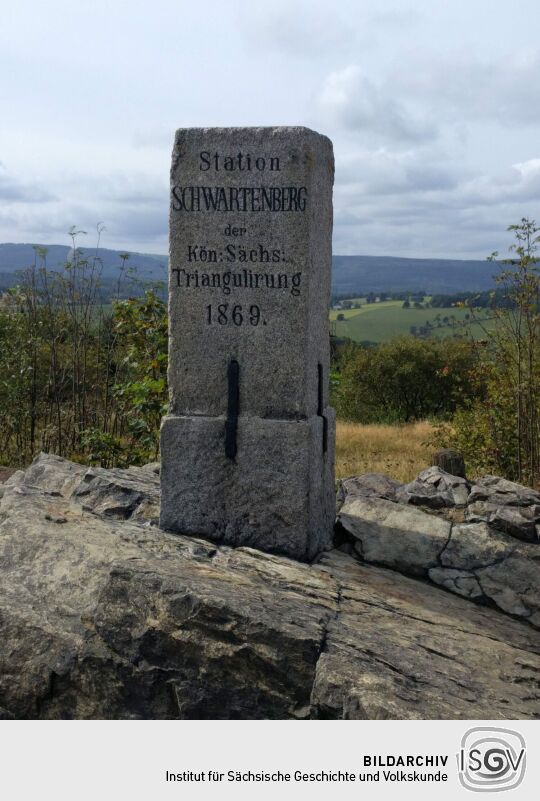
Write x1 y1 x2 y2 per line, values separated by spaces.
476 555 540 627
0 470 25 501
0 482 336 719
73 465 160 522
337 473 402 508
488 505 539 542
337 487 539 626
160 413 334 561
469 475 540 506
428 567 484 600
16 454 161 524
466 488 540 542
439 522 540 626
1 457 539 720
440 522 513 570
22 452 86 497
466 500 501 522
4 470 25 487
338 496 451 576
314 551 540 720
396 465 469 508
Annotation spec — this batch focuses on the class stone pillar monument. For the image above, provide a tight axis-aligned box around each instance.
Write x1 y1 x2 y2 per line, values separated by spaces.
160 126 335 561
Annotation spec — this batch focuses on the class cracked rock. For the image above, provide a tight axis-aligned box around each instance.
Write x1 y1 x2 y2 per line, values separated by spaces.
467 501 540 543
337 473 402 508
440 522 513 570
476 556 540 627
436 522 540 625
0 475 337 719
428 567 484 600
340 468 540 625
314 551 540 720
1 455 539 719
488 506 539 543
22 452 86 497
72 464 160 521
468 476 540 507
395 466 470 508
338 495 451 576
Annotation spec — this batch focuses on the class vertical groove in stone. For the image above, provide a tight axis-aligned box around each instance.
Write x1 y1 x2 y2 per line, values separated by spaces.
318 362 328 454
225 359 240 460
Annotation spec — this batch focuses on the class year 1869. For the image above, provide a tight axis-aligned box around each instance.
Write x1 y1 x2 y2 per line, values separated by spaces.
206 304 264 326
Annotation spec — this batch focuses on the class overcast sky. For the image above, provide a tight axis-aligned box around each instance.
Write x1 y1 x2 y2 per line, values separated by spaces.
1 0 540 258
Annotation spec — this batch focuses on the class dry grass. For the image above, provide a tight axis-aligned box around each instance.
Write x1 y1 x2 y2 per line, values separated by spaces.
335 420 436 482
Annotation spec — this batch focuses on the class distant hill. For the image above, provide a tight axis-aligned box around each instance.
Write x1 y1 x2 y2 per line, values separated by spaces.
332 255 497 295
0 244 167 285
0 243 497 295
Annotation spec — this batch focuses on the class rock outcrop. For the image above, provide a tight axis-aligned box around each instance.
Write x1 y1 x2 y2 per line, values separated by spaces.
338 467 540 628
396 466 470 508
466 476 540 543
338 495 451 575
0 454 539 719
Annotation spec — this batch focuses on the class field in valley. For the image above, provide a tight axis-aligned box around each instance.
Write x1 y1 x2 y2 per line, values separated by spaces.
335 420 436 482
329 299 495 343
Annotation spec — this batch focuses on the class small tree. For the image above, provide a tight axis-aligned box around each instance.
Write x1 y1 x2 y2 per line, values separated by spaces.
487 219 540 483
112 290 168 461
441 218 540 484
332 336 478 423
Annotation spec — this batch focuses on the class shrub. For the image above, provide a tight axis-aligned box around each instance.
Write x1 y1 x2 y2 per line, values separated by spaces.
332 335 479 423
440 219 540 485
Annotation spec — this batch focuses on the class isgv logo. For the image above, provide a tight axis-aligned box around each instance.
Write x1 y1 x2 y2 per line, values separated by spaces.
457 727 526 792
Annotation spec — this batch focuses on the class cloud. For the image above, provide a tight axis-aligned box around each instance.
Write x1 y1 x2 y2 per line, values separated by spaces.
436 159 540 209
0 168 168 252
239 0 358 58
369 8 422 28
64 173 168 248
332 149 540 259
392 50 540 127
131 129 175 151
317 66 438 143
92 173 168 207
336 148 463 194
314 45 540 258
110 205 167 241
0 164 56 203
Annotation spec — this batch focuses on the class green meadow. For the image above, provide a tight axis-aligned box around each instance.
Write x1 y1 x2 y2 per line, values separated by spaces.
329 299 496 343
